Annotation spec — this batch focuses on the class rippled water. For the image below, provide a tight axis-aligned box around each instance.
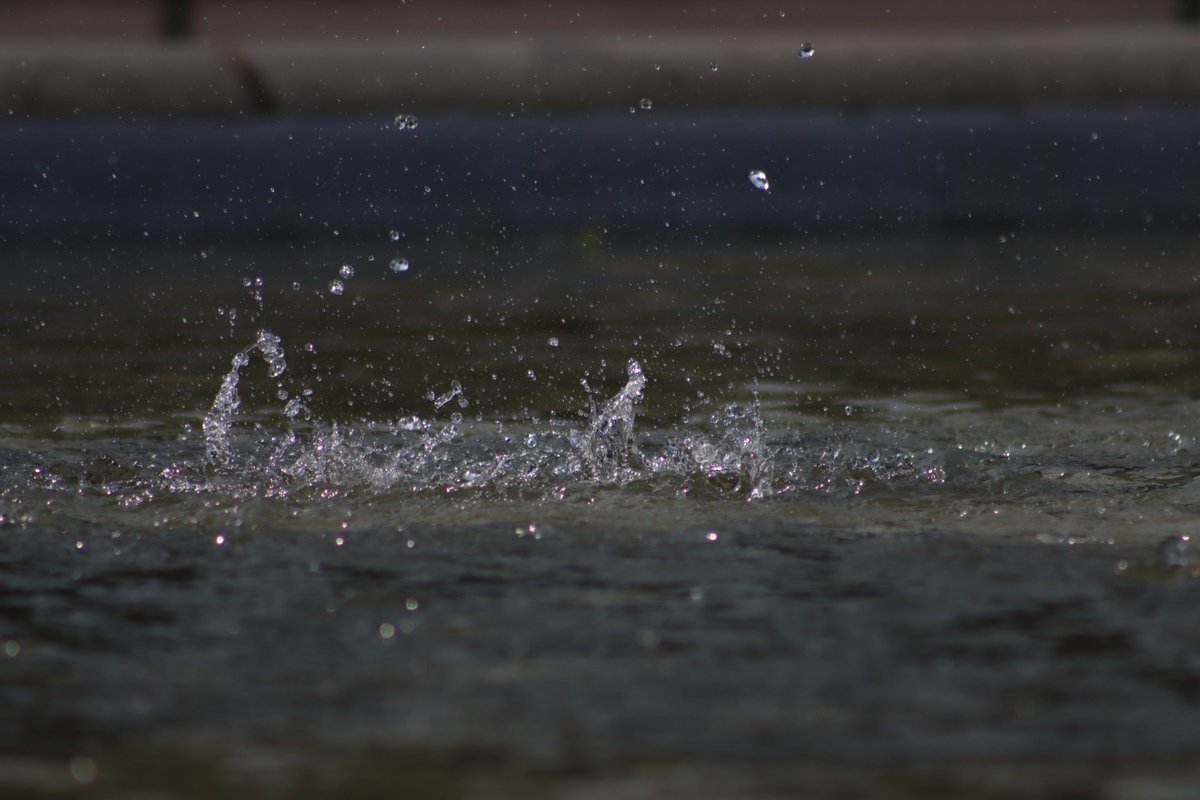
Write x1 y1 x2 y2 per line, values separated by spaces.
4 235 1200 797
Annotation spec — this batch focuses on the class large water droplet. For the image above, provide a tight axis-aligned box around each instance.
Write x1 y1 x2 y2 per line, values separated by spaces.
709 62 719 72
329 280 345 295
798 42 815 59
390 257 410 273
389 229 401 241
748 170 770 191
639 98 653 110
339 264 355 279
393 113 418 131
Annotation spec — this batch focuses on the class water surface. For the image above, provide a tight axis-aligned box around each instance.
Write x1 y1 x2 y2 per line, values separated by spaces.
3 234 1200 797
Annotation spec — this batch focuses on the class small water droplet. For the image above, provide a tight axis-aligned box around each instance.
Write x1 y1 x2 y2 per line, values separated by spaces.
748 169 770 191
378 622 396 639
329 280 345 295
389 229 401 241
639 98 653 110
798 42 815 58
709 62 719 72
527 369 537 381
654 63 662 71
393 113 418 130
390 257 410 273
339 264 355 279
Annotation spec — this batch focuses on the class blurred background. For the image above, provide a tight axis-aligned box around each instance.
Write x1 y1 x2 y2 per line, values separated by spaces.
3 0 1199 113
2 0 1199 245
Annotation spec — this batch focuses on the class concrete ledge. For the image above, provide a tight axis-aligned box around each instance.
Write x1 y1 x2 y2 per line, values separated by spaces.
2 28 1200 115
0 44 244 115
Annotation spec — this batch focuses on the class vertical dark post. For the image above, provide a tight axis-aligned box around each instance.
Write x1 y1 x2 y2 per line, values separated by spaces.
162 0 195 40
1182 0 1200 24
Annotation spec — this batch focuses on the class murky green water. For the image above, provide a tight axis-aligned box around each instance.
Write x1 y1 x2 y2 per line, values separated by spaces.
4 234 1200 798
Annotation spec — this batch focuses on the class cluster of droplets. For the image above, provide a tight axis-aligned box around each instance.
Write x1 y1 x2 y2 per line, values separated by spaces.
393 113 419 131
329 255 411 296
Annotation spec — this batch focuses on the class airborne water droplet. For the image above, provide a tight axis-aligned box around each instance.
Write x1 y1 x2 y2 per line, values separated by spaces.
390 258 410 273
329 280 345 295
748 170 770 191
639 98 653 110
339 264 355 279
709 62 719 72
798 42 815 59
393 113 418 130
389 229 401 241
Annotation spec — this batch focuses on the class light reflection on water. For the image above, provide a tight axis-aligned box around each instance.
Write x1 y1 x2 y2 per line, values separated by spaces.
3 235 1200 796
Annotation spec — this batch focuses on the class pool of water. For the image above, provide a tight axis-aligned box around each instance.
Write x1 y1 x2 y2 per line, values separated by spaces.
3 234 1200 797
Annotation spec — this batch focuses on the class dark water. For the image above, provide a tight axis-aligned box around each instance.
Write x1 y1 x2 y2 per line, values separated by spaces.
4 234 1200 798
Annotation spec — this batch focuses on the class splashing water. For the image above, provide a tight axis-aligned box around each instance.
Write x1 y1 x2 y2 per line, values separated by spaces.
202 330 288 466
572 359 647 481
191 332 960 505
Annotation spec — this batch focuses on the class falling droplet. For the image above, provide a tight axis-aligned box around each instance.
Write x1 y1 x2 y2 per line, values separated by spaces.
547 337 560 347
798 42 815 59
390 257 410 273
389 229 401 241
329 280 345 295
639 98 653 110
393 113 418 130
709 62 719 72
339 264 355 279
748 170 770 191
